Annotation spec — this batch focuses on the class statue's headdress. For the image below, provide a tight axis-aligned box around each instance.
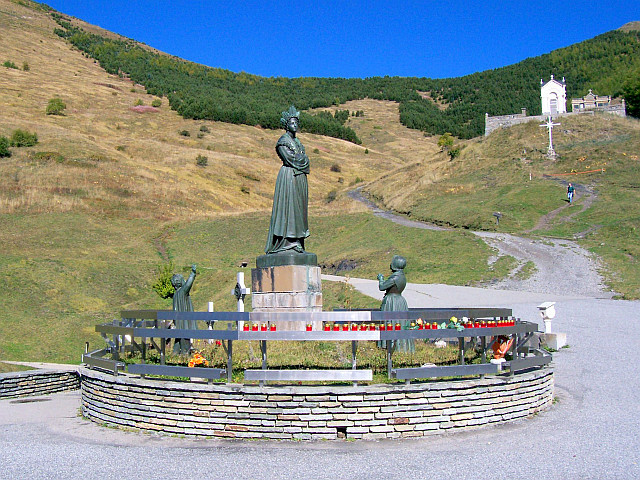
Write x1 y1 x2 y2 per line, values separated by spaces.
280 105 300 129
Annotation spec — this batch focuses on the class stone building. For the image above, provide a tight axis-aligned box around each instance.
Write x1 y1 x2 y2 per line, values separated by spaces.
485 76 626 136
540 75 567 115
571 89 626 116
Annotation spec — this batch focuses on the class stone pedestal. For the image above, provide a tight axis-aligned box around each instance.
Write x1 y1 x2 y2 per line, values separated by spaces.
251 264 322 331
542 332 567 350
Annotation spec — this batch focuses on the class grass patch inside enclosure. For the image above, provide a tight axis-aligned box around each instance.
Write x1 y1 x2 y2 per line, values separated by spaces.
125 339 482 384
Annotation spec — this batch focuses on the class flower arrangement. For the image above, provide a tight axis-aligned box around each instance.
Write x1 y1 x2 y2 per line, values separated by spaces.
188 352 209 368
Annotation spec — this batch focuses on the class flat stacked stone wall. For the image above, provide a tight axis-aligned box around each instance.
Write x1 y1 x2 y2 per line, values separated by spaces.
80 367 553 440
0 369 80 399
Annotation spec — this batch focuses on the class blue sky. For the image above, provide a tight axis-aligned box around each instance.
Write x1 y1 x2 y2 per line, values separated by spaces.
44 0 638 79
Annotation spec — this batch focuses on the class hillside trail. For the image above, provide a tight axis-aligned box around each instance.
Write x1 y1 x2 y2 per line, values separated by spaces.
525 180 599 236
348 188 613 299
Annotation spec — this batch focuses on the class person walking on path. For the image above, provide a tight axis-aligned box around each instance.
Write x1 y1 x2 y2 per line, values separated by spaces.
567 183 575 204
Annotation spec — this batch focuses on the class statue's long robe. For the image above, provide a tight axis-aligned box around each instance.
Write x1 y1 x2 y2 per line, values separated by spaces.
173 271 195 354
265 133 310 254
378 270 414 353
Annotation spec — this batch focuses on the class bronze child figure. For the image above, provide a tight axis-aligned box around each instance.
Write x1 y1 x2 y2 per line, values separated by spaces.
172 264 197 354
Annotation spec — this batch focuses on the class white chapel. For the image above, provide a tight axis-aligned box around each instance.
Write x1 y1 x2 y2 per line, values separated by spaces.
540 75 567 115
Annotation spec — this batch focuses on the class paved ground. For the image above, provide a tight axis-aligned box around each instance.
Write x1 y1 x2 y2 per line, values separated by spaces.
1 292 638 479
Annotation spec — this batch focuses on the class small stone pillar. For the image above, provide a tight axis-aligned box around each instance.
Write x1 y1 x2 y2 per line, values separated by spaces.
252 252 322 331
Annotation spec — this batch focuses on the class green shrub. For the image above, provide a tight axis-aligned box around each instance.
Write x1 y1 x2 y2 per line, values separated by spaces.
196 154 208 167
151 99 162 107
364 148 369 154
240 185 250 194
330 163 341 173
448 146 461 160
134 98 144 106
326 190 337 203
46 97 66 115
10 129 38 147
199 125 210 133
3 60 17 69
197 132 204 139
179 130 190 137
152 262 175 299
22 62 29 71
30 151 65 163
0 136 11 158
313 148 320 154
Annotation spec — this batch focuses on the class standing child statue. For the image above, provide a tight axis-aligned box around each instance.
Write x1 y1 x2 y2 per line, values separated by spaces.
377 255 414 353
172 264 197 355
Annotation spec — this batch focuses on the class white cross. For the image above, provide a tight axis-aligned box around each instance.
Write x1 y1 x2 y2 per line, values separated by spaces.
540 116 560 158
231 271 251 329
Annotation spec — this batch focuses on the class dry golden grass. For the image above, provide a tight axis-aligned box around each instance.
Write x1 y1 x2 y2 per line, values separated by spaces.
0 0 445 221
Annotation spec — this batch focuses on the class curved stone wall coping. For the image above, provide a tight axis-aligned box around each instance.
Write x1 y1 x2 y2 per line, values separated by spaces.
81 367 554 440
0 369 80 399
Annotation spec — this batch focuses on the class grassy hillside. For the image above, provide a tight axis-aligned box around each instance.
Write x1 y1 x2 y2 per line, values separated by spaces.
48 3 640 139
365 112 640 298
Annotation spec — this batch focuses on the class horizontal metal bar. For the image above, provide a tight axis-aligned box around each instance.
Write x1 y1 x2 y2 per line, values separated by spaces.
337 307 513 318
96 323 538 341
249 311 372 322
127 364 226 379
393 363 498 379
119 309 519 324
508 355 552 372
82 353 125 372
96 325 135 335
238 331 379 341
120 310 161 320
244 369 373 381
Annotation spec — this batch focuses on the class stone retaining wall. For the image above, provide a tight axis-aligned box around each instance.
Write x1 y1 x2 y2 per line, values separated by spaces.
81 367 553 440
0 369 80 399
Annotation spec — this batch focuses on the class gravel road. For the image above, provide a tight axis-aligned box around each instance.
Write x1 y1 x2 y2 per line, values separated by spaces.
349 187 614 299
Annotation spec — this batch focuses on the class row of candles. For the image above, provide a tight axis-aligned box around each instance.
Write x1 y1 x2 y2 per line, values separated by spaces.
240 319 516 332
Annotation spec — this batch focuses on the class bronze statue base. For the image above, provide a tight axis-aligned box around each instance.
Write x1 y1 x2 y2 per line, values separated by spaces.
256 251 317 268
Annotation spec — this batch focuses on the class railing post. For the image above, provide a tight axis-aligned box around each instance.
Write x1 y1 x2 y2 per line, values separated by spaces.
260 340 267 387
352 340 358 387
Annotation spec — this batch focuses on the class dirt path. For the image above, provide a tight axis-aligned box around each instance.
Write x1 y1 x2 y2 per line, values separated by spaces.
349 188 613 298
526 180 599 236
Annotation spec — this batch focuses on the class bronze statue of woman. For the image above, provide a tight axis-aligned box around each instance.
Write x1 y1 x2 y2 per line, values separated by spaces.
264 105 310 255
377 255 414 353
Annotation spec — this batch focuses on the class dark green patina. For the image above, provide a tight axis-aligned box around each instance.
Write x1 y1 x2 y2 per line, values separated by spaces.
257 106 317 269
172 264 197 354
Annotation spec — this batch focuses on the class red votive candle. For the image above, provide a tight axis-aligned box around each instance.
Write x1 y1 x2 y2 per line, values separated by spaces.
333 324 339 331
243 323 250 331
261 323 267 331
306 324 312 331
270 323 276 331
395 323 401 330
252 323 258 331
324 324 330 331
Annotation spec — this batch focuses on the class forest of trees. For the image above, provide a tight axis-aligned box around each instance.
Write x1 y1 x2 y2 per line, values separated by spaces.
53 13 640 140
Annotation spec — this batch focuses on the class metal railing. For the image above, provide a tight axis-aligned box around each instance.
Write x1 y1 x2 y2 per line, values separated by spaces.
83 308 551 385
